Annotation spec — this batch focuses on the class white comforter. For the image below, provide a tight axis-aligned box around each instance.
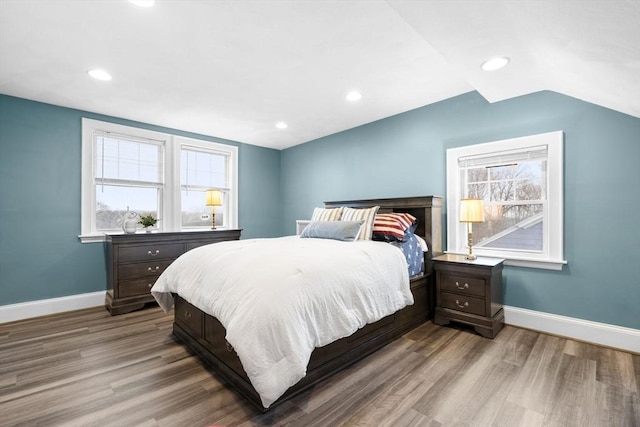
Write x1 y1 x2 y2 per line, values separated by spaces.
151 236 412 408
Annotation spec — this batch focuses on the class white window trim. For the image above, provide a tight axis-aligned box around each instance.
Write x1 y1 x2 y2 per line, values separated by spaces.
80 118 238 242
173 135 239 231
446 131 567 270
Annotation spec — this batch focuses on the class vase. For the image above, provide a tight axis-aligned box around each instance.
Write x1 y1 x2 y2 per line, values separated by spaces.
122 208 138 234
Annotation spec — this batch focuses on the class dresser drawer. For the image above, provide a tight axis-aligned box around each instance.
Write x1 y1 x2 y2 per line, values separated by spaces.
118 243 185 263
440 274 485 297
440 292 485 316
118 259 174 280
175 297 204 338
118 278 155 298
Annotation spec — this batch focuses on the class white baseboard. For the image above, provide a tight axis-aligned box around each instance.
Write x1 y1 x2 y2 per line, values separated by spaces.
504 305 640 354
1 295 638 353
0 291 106 324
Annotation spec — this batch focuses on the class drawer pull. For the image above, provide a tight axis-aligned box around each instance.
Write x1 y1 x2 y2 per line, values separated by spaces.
147 266 161 274
183 310 192 320
455 299 469 309
226 341 234 352
148 283 153 289
148 250 160 256
455 281 469 290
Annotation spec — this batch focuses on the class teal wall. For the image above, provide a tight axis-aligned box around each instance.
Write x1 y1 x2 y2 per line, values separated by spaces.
2 91 639 331
281 91 640 330
0 95 281 305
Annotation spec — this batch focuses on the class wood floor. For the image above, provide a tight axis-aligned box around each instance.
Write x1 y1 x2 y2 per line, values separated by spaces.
1 305 638 427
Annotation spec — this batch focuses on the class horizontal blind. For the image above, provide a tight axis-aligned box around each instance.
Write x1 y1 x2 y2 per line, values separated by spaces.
95 131 164 187
459 145 548 169
181 146 228 191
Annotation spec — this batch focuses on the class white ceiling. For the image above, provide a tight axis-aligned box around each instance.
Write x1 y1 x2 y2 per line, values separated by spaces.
1 1 638 150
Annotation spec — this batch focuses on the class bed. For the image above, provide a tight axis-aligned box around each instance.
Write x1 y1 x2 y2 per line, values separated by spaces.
152 196 442 411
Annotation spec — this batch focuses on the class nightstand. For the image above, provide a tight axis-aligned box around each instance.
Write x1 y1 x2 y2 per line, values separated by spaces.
432 254 504 338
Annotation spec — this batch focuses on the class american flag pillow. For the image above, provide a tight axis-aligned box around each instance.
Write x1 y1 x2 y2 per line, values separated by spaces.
372 213 417 241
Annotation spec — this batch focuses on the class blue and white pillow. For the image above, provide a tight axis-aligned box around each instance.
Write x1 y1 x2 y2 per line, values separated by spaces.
391 230 425 277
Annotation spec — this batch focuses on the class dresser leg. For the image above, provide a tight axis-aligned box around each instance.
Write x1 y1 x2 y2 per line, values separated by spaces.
473 310 504 338
474 325 495 338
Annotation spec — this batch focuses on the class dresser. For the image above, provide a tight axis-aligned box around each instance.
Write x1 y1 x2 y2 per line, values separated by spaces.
105 229 241 315
432 254 504 338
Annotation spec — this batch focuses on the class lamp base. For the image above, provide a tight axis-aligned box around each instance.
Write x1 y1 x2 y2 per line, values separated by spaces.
466 228 477 261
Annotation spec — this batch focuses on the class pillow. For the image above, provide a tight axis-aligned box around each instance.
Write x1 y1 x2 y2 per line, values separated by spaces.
372 212 417 242
390 230 425 277
311 206 344 222
341 206 380 240
300 220 363 241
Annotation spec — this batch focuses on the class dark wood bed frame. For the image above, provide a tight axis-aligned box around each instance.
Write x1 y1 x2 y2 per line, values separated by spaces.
171 196 443 411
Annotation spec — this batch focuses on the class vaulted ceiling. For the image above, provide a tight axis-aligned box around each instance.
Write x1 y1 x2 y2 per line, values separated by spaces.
1 1 638 150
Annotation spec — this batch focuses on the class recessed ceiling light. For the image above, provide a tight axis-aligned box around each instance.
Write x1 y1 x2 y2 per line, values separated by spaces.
481 57 510 71
129 0 155 7
275 122 288 129
346 91 362 102
88 69 112 81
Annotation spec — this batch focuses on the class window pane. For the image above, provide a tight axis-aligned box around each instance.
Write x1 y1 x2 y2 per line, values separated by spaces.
490 180 515 202
96 136 161 183
96 185 159 230
515 160 545 201
181 149 226 188
474 204 544 251
468 183 488 200
467 167 487 183
464 159 547 251
181 190 224 227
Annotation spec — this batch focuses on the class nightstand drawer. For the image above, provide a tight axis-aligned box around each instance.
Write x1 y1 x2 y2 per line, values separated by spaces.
118 243 185 262
118 259 174 280
440 292 485 316
440 274 485 297
118 278 155 298
175 297 204 337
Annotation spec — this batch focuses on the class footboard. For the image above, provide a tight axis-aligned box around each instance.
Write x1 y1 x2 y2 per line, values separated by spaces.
172 273 431 411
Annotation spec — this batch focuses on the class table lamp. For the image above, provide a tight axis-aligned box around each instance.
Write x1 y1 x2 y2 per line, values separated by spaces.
460 198 485 260
205 190 222 229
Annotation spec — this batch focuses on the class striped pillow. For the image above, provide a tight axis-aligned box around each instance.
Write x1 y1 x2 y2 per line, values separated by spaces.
341 206 380 240
311 207 344 222
373 213 417 241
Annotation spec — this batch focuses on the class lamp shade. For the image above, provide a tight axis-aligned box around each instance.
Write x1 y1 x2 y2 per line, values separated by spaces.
460 198 485 223
205 190 222 207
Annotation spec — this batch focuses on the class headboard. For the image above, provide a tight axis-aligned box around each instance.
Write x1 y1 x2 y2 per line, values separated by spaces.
323 196 443 276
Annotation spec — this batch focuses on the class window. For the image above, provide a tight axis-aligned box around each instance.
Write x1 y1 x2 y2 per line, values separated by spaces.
446 131 566 270
179 139 232 229
81 119 238 242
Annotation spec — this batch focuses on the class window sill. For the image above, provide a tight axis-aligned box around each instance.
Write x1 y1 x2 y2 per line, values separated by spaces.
79 228 226 243
445 251 567 271
79 234 107 243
